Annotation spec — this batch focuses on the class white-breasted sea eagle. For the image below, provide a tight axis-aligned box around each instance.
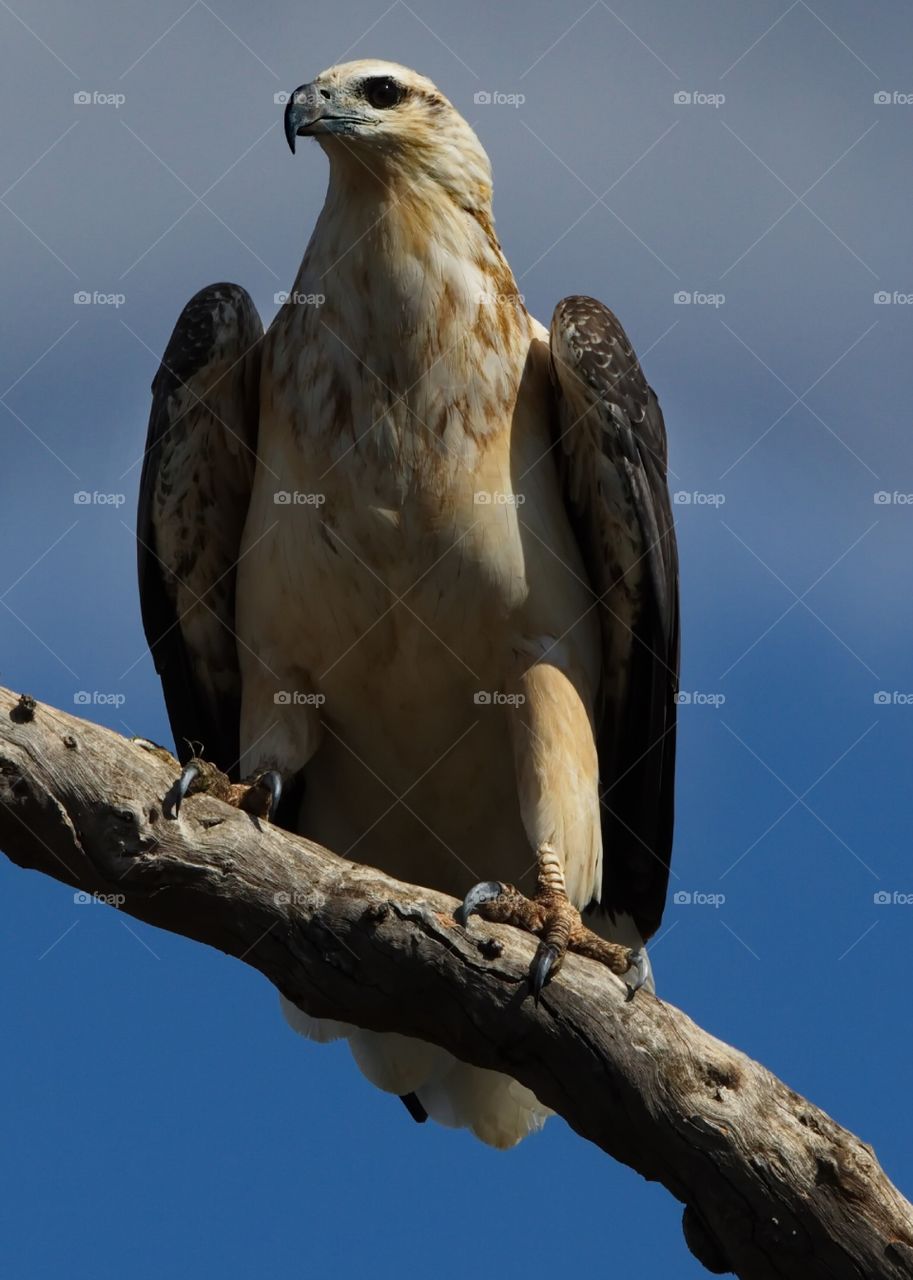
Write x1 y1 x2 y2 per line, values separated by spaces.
137 60 679 1149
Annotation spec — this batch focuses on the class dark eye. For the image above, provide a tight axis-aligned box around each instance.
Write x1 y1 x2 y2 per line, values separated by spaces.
363 77 404 109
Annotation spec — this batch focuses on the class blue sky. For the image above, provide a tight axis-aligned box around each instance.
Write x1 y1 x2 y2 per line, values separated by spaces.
2 2 912 1276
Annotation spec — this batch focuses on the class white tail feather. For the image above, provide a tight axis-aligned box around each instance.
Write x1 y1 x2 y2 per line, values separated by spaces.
279 995 552 1148
415 1058 552 1149
347 1029 445 1095
279 994 354 1043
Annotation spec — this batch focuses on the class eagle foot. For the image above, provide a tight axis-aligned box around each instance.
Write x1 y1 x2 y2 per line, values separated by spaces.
163 758 282 822
456 880 642 1002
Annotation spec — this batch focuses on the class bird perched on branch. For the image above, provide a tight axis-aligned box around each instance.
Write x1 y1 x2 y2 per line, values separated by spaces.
137 60 679 1149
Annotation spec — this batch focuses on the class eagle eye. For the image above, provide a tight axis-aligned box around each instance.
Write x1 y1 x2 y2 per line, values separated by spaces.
363 76 404 109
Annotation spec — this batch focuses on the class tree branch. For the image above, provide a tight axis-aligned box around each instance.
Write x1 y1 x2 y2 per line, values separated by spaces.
1 684 911 1280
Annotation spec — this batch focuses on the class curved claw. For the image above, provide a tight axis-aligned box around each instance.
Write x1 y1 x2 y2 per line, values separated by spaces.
530 941 559 1004
163 762 200 819
624 948 650 1001
240 769 283 821
260 770 282 822
455 880 504 927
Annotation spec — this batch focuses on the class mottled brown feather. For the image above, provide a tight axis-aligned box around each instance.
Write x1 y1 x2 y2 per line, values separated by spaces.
549 295 679 939
137 283 262 775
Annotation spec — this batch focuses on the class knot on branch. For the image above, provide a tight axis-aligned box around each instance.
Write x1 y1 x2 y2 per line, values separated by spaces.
9 693 36 724
78 801 214 893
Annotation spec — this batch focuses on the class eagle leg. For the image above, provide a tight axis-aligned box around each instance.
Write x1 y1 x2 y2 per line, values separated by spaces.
456 878 640 1002
163 757 282 822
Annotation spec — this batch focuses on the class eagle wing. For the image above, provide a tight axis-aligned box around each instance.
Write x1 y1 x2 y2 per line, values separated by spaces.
548 295 679 941
137 283 263 776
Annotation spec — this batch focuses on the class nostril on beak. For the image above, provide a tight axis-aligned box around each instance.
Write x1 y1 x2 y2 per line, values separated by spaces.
319 88 331 100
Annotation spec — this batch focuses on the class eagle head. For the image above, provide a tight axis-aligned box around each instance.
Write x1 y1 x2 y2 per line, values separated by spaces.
283 60 492 210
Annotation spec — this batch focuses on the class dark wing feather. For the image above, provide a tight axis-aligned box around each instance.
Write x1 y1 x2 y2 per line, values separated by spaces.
549 295 679 940
137 283 263 777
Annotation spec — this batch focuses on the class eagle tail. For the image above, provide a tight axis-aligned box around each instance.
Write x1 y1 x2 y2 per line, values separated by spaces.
279 997 551 1148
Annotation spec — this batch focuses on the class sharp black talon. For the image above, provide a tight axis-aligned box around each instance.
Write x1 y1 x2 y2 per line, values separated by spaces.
530 941 558 1004
163 762 200 819
624 948 649 1001
455 880 504 927
260 770 282 822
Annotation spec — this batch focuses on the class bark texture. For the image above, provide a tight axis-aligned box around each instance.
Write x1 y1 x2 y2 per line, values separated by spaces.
1 685 911 1280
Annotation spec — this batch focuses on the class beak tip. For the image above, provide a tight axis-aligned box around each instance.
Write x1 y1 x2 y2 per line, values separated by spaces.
283 110 298 155
284 81 325 156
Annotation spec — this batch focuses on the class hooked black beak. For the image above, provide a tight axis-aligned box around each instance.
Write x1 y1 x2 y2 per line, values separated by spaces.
284 83 324 153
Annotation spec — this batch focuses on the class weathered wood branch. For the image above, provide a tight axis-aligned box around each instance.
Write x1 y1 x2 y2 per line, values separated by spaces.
1 684 910 1279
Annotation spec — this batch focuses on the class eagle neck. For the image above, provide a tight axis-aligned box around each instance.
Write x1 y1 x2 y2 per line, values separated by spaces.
295 170 525 351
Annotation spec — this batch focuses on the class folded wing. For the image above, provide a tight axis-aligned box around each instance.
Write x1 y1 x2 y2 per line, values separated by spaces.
137 283 263 775
549 295 679 940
